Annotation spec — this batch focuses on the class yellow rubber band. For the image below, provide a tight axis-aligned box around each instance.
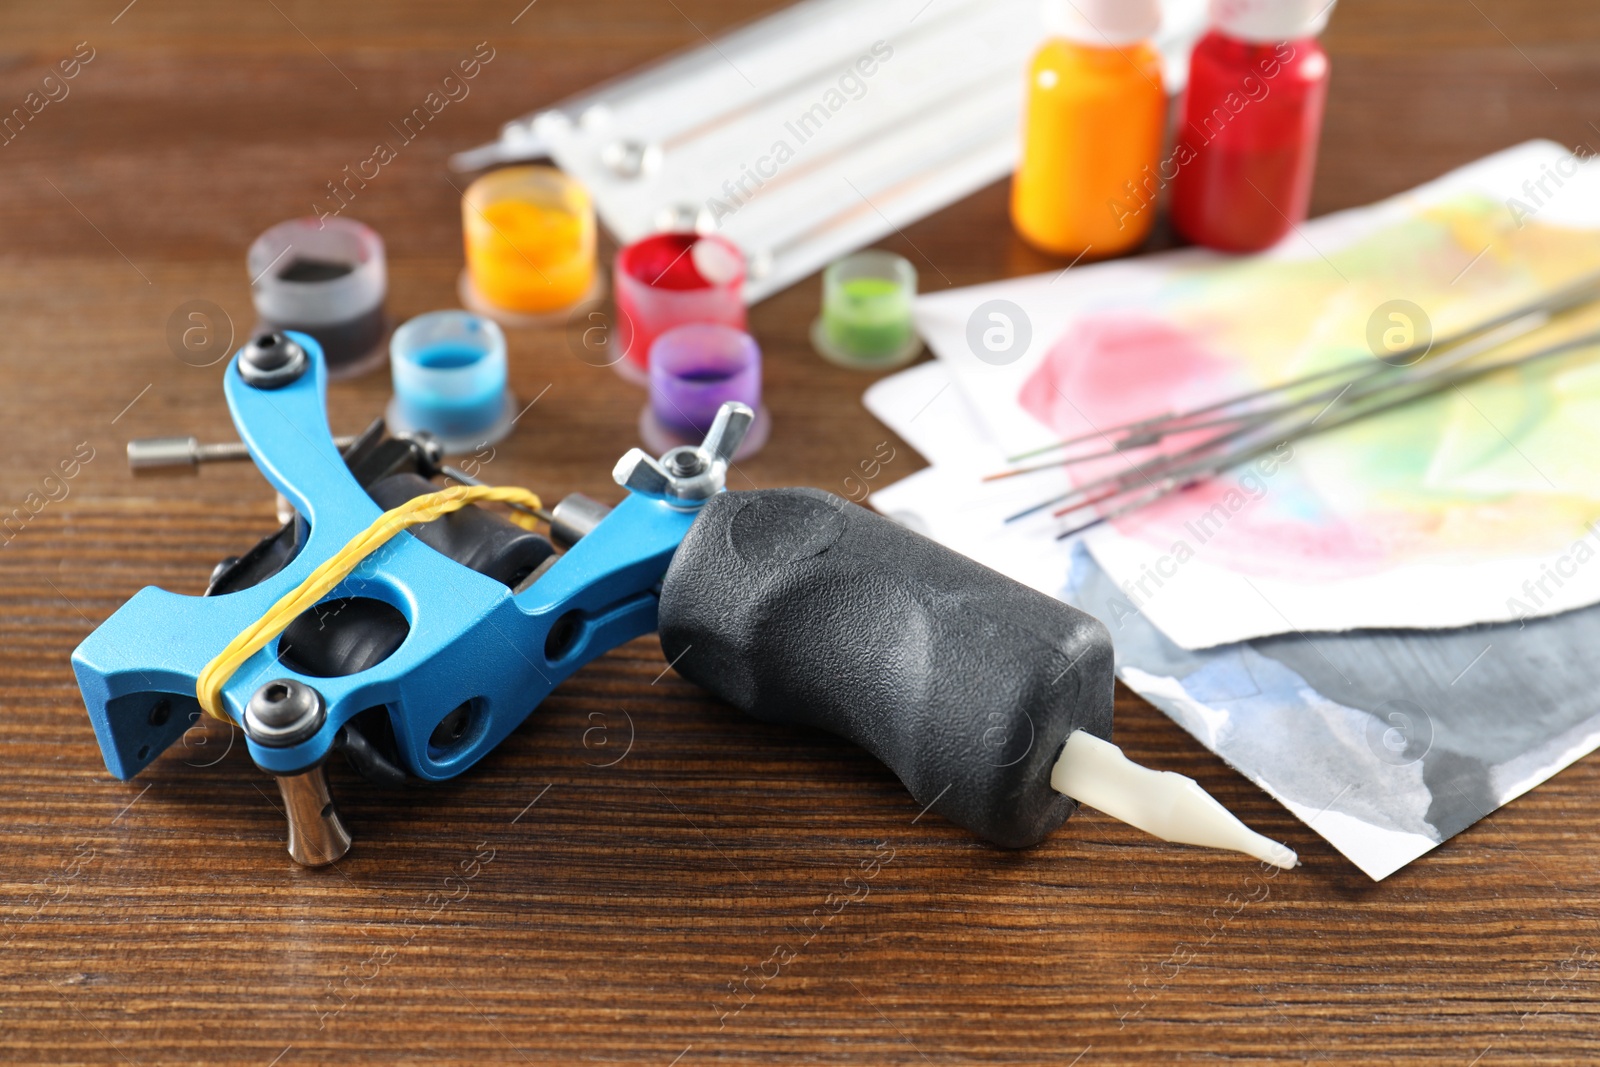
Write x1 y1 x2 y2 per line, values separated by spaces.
196 484 544 722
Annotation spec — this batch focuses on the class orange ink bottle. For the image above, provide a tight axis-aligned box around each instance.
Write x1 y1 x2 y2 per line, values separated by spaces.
1011 0 1166 259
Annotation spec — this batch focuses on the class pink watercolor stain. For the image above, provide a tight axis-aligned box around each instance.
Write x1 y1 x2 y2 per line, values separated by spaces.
1019 314 1239 436
1019 314 1388 580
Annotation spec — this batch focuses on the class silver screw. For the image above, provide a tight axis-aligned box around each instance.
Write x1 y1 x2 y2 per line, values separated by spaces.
612 401 753 506
238 332 309 389
244 679 326 748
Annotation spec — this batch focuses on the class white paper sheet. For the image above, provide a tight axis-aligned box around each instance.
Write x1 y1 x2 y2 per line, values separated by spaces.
908 141 1600 649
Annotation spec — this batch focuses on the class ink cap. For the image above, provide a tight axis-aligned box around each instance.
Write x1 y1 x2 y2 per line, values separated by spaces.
248 217 389 380
640 323 769 460
1041 0 1161 46
386 310 516 453
811 250 922 370
1211 0 1336 42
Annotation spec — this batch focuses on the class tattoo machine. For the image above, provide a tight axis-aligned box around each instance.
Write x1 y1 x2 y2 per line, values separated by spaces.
79 333 1295 869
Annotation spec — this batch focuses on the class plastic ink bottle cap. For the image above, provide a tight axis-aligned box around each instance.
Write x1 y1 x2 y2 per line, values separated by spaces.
1212 0 1335 42
614 232 747 385
810 251 923 371
459 165 603 327
1040 0 1160 46
640 324 769 459
248 218 388 380
386 311 516 454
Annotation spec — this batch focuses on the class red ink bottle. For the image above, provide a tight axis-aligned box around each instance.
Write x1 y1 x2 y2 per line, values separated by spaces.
1168 0 1335 253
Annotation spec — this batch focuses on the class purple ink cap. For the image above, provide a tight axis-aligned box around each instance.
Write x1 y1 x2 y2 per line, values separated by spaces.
640 324 770 460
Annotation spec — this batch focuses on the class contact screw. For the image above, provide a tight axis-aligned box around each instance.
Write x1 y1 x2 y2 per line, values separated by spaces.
193 441 253 463
127 434 357 472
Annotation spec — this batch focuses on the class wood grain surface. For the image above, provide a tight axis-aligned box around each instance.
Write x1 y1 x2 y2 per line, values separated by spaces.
4 1 1600 1063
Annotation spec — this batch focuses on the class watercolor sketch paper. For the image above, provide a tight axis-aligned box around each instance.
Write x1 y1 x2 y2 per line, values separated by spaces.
867 361 1600 880
911 141 1600 649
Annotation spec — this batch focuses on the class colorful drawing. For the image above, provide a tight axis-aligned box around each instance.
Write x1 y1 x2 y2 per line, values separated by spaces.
1017 195 1600 583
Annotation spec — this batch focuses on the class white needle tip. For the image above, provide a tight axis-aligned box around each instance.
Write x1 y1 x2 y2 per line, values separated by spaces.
1051 730 1298 869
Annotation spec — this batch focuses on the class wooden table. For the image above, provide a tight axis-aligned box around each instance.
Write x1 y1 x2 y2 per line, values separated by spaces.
4 1 1599 1062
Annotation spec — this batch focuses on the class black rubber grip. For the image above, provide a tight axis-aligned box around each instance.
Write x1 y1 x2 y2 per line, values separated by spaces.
657 487 1115 848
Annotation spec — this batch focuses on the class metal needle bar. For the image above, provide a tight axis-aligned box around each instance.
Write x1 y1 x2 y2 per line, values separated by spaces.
1062 331 1598 527
1006 306 1563 493
1009 307 1586 523
1050 329 1600 539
